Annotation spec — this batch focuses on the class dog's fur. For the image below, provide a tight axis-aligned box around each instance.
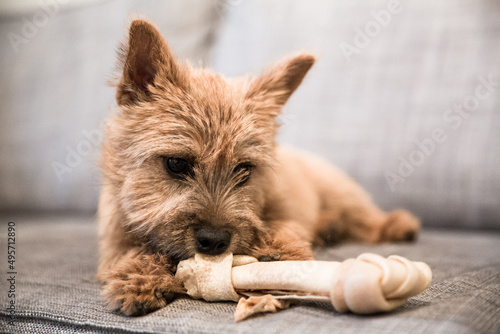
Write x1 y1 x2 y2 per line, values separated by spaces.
97 19 420 316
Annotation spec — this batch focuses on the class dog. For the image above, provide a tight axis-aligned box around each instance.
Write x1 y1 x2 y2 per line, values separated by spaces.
97 19 420 316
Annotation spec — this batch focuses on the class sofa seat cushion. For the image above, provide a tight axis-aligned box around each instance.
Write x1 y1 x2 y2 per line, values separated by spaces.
0 215 498 333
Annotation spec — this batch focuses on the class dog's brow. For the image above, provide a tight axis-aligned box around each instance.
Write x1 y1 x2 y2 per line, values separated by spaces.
238 138 264 150
152 138 198 159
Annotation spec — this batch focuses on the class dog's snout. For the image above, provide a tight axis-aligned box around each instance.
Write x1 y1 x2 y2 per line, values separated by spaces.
195 227 231 255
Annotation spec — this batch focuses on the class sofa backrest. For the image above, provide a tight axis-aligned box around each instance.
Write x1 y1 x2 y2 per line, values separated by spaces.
0 0 498 229
0 0 222 211
211 0 500 229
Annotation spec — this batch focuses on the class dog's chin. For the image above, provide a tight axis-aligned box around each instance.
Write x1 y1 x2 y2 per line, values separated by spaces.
170 243 252 263
163 248 194 265
145 237 195 264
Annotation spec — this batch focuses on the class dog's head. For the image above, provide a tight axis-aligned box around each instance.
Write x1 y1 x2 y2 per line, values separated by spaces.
102 19 315 261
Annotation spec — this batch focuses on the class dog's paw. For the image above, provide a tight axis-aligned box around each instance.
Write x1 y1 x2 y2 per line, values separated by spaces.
254 247 313 261
381 210 421 242
103 277 176 316
258 253 281 262
130 287 176 316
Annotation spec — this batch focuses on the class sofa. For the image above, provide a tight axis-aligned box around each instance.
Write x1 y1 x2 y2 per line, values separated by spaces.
0 1 499 333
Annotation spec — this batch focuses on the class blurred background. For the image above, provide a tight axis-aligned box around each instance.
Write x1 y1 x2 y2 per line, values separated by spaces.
0 0 498 230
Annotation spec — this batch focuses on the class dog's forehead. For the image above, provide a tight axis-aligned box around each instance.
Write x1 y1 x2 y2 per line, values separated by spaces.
142 100 264 163
122 71 274 165
173 111 263 162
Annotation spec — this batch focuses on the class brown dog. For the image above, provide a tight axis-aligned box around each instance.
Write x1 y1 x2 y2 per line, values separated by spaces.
97 19 420 316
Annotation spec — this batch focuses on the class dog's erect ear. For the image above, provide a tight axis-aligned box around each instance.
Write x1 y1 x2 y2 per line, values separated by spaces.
117 19 184 105
246 53 316 113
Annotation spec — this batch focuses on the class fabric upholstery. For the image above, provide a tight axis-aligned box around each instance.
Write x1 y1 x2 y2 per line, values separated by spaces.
0 216 498 333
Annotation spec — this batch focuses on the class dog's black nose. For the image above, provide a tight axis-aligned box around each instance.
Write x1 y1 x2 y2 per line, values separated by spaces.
195 227 231 255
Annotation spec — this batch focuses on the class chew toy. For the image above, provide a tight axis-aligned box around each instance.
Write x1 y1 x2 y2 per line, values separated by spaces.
175 252 432 321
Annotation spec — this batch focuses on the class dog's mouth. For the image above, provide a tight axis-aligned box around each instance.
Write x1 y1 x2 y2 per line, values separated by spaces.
143 232 193 264
142 215 265 263
163 246 195 265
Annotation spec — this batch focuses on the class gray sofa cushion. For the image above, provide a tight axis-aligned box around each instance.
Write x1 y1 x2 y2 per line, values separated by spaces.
0 216 498 333
211 0 500 229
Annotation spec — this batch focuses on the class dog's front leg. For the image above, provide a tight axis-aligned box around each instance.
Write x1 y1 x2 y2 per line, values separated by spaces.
98 249 185 316
252 220 315 261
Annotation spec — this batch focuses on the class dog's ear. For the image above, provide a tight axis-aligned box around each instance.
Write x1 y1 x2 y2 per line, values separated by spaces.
117 19 185 105
246 53 316 114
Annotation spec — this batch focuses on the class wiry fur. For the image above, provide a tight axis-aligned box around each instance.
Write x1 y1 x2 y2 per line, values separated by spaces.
97 19 420 316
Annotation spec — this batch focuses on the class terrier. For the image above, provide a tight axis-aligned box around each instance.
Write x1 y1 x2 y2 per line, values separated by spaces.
97 19 420 316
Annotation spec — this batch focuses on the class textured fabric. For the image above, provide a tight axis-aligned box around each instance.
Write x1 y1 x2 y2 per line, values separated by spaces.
212 0 500 229
0 0 222 212
0 216 499 333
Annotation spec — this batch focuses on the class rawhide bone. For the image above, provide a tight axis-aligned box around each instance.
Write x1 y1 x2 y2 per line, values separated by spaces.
175 252 432 321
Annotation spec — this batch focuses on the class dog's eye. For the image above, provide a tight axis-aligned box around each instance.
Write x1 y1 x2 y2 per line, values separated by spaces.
233 163 253 186
163 157 193 179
